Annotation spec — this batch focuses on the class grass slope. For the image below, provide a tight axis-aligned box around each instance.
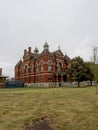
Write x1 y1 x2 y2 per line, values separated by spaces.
0 87 98 130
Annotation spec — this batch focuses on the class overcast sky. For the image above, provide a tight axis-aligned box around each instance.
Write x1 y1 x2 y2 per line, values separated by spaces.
0 0 98 77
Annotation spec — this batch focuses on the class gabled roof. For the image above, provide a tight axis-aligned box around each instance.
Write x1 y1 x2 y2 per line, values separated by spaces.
52 49 64 56
64 54 70 61
39 49 54 58
15 60 22 67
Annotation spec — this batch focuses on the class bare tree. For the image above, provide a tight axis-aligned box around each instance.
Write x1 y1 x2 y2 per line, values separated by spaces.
91 46 98 64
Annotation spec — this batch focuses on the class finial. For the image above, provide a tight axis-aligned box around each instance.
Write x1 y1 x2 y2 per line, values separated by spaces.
58 45 60 50
45 40 47 44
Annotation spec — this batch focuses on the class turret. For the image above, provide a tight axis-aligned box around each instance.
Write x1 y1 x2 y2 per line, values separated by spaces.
34 47 39 54
43 42 49 51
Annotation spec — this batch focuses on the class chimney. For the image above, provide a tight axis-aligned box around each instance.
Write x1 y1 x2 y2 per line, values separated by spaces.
28 47 31 53
0 68 2 76
24 49 27 54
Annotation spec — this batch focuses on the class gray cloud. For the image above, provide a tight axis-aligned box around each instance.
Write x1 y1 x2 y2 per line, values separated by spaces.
0 0 98 77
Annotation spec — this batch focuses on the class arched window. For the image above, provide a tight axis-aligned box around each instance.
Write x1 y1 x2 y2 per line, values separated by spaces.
58 63 61 72
30 64 33 73
25 65 28 74
36 64 38 73
40 61 44 72
48 60 52 71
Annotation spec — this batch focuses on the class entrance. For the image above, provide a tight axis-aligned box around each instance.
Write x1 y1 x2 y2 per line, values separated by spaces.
58 74 61 82
63 75 67 82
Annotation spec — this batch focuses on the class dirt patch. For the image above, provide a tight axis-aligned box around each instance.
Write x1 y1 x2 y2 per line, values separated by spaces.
25 117 54 130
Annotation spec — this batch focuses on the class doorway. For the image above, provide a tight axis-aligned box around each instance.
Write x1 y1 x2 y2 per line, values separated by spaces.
63 75 67 82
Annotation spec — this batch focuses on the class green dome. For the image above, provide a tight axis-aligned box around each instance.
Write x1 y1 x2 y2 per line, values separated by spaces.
43 41 49 51
34 47 39 54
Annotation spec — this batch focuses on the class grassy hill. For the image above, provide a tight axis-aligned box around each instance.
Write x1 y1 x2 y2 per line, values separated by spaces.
0 87 98 130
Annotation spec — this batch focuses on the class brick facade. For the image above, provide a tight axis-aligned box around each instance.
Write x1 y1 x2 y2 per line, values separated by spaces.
0 68 7 88
0 68 2 76
15 42 70 86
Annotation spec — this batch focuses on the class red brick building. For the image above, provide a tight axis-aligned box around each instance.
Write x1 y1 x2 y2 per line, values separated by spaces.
0 68 7 88
15 42 70 86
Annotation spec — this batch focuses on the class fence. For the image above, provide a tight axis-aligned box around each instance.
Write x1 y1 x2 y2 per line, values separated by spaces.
6 80 24 88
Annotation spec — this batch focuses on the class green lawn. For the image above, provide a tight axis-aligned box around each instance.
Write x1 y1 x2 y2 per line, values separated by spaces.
0 87 98 130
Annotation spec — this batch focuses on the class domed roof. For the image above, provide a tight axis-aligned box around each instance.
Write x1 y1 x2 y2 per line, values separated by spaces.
34 46 39 54
43 41 49 51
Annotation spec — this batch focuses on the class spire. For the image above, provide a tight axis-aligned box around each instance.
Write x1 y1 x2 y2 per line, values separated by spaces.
43 41 49 51
34 47 39 54
65 52 67 56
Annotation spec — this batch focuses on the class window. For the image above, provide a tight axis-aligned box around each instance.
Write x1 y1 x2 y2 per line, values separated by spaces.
48 60 52 71
40 75 44 81
40 61 44 72
30 64 33 73
58 63 61 72
48 66 52 71
25 65 28 74
36 64 38 73
48 75 52 81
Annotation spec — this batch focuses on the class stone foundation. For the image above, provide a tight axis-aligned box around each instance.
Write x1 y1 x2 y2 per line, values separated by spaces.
25 82 64 87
